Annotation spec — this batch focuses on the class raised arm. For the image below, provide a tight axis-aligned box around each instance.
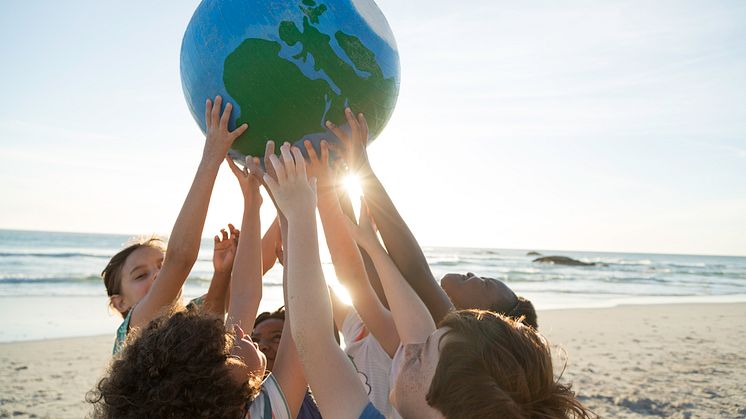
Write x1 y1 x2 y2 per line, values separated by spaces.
202 224 239 316
346 202 436 344
253 141 308 418
335 175 389 309
224 156 263 332
264 144 372 419
271 210 307 419
130 96 248 330
305 139 398 357
327 108 454 323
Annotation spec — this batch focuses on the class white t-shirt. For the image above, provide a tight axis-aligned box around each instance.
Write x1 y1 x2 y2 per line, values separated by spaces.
246 373 291 419
342 309 401 419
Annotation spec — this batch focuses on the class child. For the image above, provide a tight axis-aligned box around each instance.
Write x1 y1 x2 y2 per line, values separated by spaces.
253 306 323 419
103 225 236 354
101 97 281 354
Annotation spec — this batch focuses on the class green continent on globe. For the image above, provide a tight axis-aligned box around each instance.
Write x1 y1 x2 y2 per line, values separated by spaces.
223 0 397 157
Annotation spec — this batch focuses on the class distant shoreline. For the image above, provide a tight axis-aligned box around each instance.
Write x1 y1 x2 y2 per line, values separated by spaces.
2 228 745 258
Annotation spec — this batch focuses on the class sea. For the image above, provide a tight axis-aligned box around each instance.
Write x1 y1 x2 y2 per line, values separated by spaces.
1 228 745 342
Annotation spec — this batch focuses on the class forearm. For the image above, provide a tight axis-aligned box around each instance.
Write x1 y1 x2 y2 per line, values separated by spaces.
363 242 436 344
359 169 454 322
337 188 388 308
317 191 370 298
227 194 262 329
272 249 308 418
261 217 281 274
165 158 221 271
203 271 230 316
286 212 371 417
286 213 334 351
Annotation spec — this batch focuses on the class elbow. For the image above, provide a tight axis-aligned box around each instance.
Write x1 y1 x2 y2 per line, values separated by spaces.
165 246 198 271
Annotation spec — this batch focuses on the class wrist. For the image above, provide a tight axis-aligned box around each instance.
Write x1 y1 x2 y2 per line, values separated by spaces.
243 186 262 203
198 154 224 172
283 205 317 222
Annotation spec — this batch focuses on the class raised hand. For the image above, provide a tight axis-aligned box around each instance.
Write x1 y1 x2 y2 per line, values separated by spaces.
303 139 335 194
344 200 381 251
226 155 262 202
325 108 370 173
213 224 239 275
263 144 317 220
203 96 248 162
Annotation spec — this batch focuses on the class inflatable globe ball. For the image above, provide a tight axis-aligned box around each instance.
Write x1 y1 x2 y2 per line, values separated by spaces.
180 0 400 159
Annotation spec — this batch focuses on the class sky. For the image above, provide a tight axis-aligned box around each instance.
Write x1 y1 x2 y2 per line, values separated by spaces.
0 0 745 256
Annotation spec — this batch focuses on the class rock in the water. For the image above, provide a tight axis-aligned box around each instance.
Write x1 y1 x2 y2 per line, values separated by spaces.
527 251 542 256
533 256 595 266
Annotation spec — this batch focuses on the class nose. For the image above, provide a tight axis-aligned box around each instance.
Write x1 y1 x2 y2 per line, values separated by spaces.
258 339 271 353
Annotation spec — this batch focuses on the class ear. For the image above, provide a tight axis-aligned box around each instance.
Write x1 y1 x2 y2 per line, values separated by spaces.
110 294 127 315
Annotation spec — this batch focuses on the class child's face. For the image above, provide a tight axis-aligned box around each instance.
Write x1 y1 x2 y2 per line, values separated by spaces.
440 272 517 312
251 318 284 371
112 246 164 313
228 326 267 384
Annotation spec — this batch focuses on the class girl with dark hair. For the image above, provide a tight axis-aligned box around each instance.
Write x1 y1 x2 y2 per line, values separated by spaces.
101 96 246 354
100 96 284 354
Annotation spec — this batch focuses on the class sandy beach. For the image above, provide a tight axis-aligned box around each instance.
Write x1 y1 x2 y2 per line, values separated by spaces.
1 302 744 418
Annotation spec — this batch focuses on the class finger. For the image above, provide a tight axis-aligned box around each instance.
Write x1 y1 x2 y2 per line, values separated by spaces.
205 99 212 130
325 119 349 143
320 140 330 166
345 107 360 137
245 155 261 176
264 140 275 159
280 143 296 179
264 140 276 177
221 228 229 241
214 235 220 244
233 324 246 339
228 223 237 238
225 157 243 178
269 154 287 183
211 96 222 129
220 102 233 130
357 112 369 143
304 139 319 162
246 156 265 178
230 123 249 139
291 146 307 178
